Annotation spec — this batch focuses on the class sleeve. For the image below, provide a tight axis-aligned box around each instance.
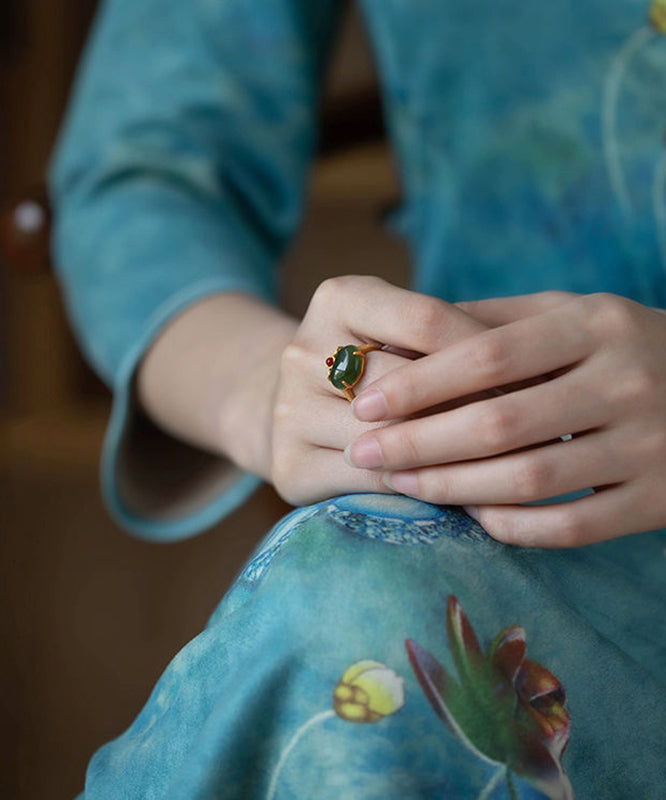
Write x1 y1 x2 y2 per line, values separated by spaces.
48 0 341 541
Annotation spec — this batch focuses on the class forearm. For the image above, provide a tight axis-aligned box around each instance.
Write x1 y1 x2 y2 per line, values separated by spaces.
136 293 298 481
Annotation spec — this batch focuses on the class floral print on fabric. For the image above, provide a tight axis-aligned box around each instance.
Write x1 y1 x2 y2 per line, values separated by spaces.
266 660 405 799
407 596 573 800
333 660 405 723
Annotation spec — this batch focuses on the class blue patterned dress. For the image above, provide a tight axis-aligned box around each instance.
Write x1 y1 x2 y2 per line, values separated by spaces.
50 1 666 797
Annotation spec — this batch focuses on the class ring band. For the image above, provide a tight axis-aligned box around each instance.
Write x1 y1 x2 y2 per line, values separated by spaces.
326 343 382 401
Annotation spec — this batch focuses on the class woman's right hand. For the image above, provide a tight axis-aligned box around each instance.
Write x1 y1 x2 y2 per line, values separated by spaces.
269 275 491 506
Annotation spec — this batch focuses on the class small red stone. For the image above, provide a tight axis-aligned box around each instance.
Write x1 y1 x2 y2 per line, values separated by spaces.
326 357 334 367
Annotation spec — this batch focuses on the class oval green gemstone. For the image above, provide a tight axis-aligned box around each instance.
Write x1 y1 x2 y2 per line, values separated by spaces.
329 345 364 390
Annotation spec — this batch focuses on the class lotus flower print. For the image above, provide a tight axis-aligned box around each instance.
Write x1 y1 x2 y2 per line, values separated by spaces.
333 659 405 722
266 659 405 799
406 596 573 800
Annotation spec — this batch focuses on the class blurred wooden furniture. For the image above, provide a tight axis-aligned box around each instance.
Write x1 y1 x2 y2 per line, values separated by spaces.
0 187 109 414
0 0 100 414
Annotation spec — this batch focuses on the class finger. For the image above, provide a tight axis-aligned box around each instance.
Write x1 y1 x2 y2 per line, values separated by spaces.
353 301 593 422
308 275 488 356
382 428 634 505
461 481 652 548
454 290 579 327
278 445 392 506
280 392 395 452
349 362 612 470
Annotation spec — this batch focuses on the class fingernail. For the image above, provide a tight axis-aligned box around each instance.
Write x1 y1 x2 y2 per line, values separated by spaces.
345 438 384 469
352 389 388 421
463 505 480 521
383 471 419 495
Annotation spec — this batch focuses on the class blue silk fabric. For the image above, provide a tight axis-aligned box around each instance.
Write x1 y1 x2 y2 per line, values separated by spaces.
50 1 666 797
79 496 666 799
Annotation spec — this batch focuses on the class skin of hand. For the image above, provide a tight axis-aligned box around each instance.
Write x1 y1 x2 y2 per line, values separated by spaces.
270 275 497 506
136 277 492 502
137 292 298 480
346 290 666 548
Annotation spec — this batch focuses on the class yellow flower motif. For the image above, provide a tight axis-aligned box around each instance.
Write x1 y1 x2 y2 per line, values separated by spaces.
650 0 666 33
333 659 405 723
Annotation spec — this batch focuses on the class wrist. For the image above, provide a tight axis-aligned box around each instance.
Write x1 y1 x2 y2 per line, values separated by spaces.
217 310 297 479
137 292 297 477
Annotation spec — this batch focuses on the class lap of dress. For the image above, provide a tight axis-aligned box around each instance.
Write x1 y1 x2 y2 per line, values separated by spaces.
79 495 666 800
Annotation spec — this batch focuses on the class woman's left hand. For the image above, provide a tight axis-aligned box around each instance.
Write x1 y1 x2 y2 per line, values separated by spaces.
346 291 666 547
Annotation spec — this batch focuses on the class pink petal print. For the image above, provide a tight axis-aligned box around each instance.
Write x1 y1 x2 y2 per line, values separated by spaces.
489 626 527 685
524 700 571 761
517 659 566 704
446 595 485 690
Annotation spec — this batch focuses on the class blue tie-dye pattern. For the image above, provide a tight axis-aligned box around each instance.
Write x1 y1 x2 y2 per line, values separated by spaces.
51 2 666 797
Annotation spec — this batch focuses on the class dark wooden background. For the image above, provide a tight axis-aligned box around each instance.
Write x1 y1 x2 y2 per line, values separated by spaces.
0 2 409 798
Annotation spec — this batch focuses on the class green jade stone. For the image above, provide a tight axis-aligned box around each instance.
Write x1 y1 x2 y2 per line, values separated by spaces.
329 345 365 390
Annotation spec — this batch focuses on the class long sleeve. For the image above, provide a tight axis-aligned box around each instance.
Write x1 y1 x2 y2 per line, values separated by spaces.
49 0 341 540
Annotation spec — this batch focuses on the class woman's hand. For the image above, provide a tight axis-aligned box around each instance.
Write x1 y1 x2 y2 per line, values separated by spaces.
346 291 666 547
136 277 491 507
270 275 491 506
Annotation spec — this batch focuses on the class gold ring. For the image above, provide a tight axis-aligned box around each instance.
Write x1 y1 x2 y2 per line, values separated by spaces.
325 343 382 401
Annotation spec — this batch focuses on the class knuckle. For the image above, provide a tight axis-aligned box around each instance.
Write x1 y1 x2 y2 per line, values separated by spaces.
310 276 351 308
398 296 449 349
610 366 660 410
308 274 387 317
470 335 511 383
381 424 423 468
481 512 520 545
513 458 553 501
539 289 576 307
279 343 305 374
479 404 518 451
552 508 587 547
586 292 639 336
418 470 446 503
632 365 661 399
415 296 450 333
632 426 666 464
